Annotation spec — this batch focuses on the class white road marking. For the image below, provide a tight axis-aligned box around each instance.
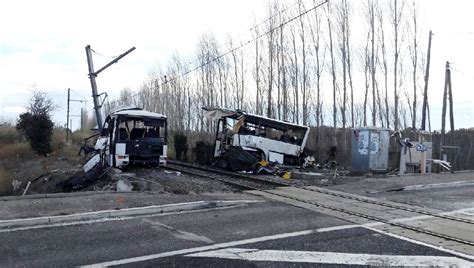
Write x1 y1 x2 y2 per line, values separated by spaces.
364 226 474 261
81 229 316 267
441 207 474 218
374 180 474 193
143 219 214 244
0 204 253 233
315 224 362 232
187 248 473 266
402 180 474 191
81 207 474 267
0 199 264 230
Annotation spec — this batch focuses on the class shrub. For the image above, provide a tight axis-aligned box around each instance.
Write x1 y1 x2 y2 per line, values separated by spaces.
16 90 56 156
193 141 214 165
17 112 54 156
173 132 188 161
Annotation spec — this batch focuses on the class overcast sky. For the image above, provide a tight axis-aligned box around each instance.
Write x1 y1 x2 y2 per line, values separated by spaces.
1 0 473 131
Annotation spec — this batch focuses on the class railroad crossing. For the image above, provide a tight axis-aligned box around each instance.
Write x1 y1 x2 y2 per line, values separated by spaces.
1 162 473 266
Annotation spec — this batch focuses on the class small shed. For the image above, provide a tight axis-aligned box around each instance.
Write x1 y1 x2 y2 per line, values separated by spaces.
351 127 391 172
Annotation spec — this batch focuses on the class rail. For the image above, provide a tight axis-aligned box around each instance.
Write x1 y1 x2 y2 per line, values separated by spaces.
164 160 474 247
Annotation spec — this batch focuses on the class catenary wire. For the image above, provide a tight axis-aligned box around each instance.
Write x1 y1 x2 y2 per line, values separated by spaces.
106 0 328 108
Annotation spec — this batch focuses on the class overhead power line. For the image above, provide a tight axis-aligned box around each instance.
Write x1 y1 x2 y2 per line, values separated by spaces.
249 0 302 32
70 88 88 103
108 0 328 107
90 47 119 59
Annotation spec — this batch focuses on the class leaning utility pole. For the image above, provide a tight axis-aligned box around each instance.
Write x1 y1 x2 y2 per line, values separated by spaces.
85 45 135 133
421 30 433 130
441 61 454 147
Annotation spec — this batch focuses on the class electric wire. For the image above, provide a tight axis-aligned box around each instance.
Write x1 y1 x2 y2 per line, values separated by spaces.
90 48 119 59
106 0 328 108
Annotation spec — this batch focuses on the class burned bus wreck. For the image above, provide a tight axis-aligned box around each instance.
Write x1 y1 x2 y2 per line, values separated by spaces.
203 107 310 166
94 107 168 168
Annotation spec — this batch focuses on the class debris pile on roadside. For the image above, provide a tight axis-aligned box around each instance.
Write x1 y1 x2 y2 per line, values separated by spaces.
208 145 346 184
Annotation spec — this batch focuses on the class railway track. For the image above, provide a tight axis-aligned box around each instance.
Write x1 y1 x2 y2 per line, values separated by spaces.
165 160 290 190
165 161 474 251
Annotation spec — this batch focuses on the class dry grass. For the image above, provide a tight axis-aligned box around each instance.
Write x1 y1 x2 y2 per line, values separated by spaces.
0 126 88 196
51 129 66 152
0 125 22 144
70 130 95 144
0 166 13 195
0 143 33 160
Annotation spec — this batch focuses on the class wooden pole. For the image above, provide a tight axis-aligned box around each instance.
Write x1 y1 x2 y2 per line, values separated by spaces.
66 88 70 143
81 107 84 131
420 134 426 174
447 64 454 132
421 31 433 130
439 61 449 159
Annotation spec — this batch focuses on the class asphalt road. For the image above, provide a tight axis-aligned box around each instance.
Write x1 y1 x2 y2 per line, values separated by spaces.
1 199 471 267
329 173 474 212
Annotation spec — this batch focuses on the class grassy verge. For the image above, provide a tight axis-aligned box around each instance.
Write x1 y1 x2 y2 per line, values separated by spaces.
0 143 34 160
0 125 92 196
0 166 13 195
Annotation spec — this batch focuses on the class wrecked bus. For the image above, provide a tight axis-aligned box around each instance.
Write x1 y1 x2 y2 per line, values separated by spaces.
203 107 310 165
93 107 168 168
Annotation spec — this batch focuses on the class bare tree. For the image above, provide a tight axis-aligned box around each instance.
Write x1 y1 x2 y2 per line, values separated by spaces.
343 0 355 128
391 0 405 130
266 4 277 118
376 81 384 126
327 2 337 143
118 88 133 106
28 90 57 116
377 5 390 128
369 0 377 126
363 30 370 126
337 0 348 129
280 23 289 121
308 0 324 148
409 0 419 129
103 0 431 151
290 23 299 124
196 33 220 131
252 24 263 115
298 0 310 126
228 37 241 109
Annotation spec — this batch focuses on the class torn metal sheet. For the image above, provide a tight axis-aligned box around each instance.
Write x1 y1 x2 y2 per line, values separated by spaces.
203 107 236 120
84 154 101 173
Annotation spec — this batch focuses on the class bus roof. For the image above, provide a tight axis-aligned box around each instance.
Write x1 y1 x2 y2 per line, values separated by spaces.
203 107 308 132
111 107 167 119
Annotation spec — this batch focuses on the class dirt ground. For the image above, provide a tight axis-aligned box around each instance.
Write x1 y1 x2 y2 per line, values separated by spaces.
7 143 464 197
2 147 85 195
20 164 363 196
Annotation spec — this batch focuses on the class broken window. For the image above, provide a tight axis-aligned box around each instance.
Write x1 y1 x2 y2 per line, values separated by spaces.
117 117 167 141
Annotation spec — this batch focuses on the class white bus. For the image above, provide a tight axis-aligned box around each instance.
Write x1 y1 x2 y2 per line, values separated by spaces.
203 107 310 165
92 107 168 169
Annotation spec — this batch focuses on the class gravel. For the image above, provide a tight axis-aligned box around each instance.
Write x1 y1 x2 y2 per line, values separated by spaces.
132 167 242 194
